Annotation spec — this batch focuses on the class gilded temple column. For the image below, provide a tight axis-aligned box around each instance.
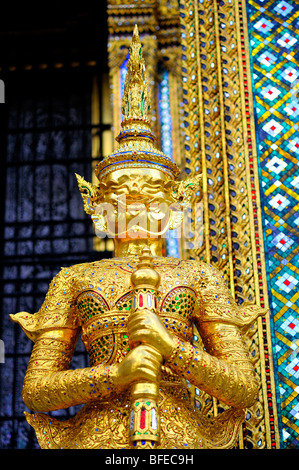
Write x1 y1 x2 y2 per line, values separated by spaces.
177 0 280 449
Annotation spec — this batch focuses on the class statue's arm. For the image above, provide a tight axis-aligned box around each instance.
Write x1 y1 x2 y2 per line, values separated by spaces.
127 294 259 408
165 262 265 408
13 267 162 413
166 321 259 409
21 328 117 412
22 327 161 413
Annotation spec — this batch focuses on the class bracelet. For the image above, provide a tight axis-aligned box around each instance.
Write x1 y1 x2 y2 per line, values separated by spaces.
166 337 181 363
167 339 195 375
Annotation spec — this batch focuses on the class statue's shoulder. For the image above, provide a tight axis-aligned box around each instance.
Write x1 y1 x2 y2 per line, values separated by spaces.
177 258 214 269
62 258 115 278
178 258 226 282
181 260 267 331
10 264 85 341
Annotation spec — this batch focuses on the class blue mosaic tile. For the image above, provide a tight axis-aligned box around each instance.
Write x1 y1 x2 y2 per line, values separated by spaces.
246 0 299 449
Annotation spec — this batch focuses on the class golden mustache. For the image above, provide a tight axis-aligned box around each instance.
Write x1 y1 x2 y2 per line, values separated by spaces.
129 223 169 236
105 216 169 238
106 223 169 237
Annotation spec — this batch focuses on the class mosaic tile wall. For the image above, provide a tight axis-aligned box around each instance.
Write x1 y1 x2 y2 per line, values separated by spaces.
158 68 181 258
246 0 299 448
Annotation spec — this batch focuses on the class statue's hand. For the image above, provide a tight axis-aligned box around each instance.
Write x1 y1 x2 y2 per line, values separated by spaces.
128 310 176 360
113 344 162 391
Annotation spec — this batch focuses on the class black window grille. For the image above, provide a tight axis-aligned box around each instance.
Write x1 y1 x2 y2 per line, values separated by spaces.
0 4 111 449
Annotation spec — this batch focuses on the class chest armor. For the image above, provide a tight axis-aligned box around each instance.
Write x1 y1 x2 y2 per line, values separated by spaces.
75 261 196 366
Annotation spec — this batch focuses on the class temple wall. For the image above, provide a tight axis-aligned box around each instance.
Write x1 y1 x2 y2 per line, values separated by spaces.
107 0 298 449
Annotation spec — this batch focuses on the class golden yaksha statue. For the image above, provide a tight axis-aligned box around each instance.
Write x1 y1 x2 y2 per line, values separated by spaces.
10 25 266 450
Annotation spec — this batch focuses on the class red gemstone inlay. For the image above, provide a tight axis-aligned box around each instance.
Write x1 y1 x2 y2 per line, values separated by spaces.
140 408 146 429
139 294 143 307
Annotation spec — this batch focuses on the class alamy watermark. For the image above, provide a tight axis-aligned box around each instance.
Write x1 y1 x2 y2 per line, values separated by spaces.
92 198 203 246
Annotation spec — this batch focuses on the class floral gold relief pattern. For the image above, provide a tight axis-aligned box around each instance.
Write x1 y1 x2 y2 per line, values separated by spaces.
11 256 264 449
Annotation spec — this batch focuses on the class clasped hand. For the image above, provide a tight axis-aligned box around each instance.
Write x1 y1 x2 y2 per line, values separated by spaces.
114 310 176 391
127 309 176 359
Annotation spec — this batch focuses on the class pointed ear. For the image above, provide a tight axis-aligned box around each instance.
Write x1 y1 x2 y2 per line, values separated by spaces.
75 173 105 215
171 174 202 206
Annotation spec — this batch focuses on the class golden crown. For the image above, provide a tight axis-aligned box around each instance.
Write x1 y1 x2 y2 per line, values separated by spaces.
95 24 180 180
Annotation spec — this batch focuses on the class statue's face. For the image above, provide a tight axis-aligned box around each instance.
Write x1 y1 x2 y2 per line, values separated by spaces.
99 168 174 240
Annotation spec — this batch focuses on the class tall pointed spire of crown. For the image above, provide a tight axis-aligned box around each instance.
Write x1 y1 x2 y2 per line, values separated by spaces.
121 24 151 121
115 24 154 145
95 25 179 181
